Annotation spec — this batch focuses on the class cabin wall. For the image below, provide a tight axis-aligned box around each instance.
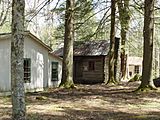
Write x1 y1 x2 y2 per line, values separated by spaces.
74 56 105 83
0 36 49 93
0 38 11 92
127 65 142 78
73 57 83 83
0 34 62 96
48 55 62 87
24 36 49 92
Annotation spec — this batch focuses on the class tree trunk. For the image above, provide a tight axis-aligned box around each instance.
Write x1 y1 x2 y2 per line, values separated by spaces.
118 0 130 80
107 0 117 84
11 0 26 119
60 0 75 88
114 38 121 82
153 47 159 78
137 0 156 91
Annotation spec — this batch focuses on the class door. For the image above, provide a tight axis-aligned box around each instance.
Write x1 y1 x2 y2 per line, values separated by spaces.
73 60 83 83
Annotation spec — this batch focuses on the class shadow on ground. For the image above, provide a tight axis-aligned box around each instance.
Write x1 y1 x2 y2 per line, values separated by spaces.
26 82 160 105
1 81 160 120
27 109 160 120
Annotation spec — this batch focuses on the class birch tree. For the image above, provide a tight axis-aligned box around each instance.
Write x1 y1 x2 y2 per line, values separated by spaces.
137 0 156 91
60 0 75 88
11 0 26 119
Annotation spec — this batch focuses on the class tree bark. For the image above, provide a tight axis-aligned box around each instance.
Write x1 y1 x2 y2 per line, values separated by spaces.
11 0 26 120
137 0 156 91
118 0 130 80
114 38 120 82
107 0 117 84
60 0 75 88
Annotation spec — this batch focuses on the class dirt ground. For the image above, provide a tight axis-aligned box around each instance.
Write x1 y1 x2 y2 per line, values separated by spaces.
0 81 160 120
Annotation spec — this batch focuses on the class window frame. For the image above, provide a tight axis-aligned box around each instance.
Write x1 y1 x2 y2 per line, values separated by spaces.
134 65 140 74
51 62 59 81
88 61 95 71
24 58 31 83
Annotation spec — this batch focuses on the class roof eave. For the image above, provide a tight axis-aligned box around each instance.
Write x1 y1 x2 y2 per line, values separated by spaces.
25 31 52 51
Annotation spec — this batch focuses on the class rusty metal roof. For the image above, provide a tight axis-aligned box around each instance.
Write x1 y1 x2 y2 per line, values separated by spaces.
54 40 110 56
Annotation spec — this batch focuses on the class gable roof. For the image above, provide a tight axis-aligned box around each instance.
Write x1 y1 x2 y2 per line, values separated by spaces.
0 31 52 51
49 52 63 61
54 40 111 56
0 31 62 61
25 31 52 51
128 56 143 66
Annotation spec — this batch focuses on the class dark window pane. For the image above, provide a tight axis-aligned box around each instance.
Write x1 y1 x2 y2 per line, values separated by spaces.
88 61 95 71
134 65 139 74
24 58 31 83
51 62 58 81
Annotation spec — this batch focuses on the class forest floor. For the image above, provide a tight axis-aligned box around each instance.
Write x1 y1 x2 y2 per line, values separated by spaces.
0 81 160 120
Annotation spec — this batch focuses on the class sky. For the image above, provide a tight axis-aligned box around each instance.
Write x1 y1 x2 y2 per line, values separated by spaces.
24 0 160 38
25 0 62 35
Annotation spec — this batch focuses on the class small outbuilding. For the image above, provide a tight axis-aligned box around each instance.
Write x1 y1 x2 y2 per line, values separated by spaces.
54 40 112 84
127 56 143 78
0 31 62 95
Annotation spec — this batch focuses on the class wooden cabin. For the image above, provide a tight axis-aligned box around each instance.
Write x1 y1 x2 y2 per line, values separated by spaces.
54 40 114 84
73 56 107 83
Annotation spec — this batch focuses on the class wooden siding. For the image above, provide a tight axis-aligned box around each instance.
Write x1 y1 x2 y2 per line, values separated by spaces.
0 33 62 94
74 56 106 83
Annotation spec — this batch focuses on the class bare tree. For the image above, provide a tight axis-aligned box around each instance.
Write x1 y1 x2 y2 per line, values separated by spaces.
60 0 75 88
137 0 156 91
0 0 10 26
11 0 26 119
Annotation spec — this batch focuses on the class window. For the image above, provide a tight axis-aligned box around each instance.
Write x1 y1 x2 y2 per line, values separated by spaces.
134 65 140 74
51 62 58 81
24 58 31 83
88 61 95 71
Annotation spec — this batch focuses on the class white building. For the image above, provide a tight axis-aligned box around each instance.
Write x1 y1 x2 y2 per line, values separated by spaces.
127 56 143 78
0 31 62 95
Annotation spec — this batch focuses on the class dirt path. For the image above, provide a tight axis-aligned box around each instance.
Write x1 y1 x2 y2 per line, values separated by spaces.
0 81 160 120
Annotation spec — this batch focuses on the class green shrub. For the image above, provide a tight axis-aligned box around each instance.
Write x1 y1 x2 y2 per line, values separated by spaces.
128 74 142 82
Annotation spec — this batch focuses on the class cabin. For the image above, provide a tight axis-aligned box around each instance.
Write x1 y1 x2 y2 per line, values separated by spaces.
127 56 143 78
73 40 110 83
54 40 112 84
0 31 62 95
54 39 143 83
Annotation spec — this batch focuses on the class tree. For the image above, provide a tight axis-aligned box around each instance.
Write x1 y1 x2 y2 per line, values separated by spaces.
107 0 117 84
0 0 10 26
60 0 75 88
0 0 11 32
137 0 156 91
114 37 121 82
11 0 26 119
53 0 100 41
118 0 130 80
74 0 98 40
